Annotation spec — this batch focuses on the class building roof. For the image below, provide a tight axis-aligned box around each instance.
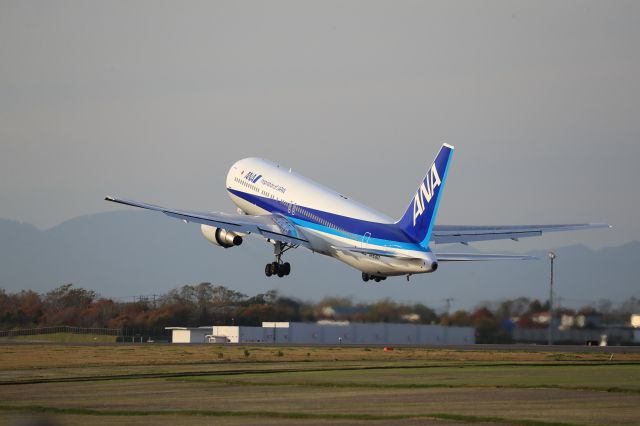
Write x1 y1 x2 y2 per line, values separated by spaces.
164 326 213 330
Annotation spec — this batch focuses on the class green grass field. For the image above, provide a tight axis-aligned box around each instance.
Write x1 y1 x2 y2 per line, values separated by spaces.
0 332 118 343
0 344 638 425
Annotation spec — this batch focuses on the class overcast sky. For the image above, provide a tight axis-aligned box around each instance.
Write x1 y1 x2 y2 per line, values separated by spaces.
1 0 638 252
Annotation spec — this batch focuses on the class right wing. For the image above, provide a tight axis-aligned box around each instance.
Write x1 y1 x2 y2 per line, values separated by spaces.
105 196 311 248
431 224 610 245
435 253 536 262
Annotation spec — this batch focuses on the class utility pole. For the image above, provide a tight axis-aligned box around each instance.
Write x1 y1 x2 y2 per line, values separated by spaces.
548 252 556 345
443 298 454 321
443 298 454 344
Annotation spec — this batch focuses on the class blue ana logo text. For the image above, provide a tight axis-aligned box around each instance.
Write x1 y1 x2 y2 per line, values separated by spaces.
244 172 262 184
412 164 441 226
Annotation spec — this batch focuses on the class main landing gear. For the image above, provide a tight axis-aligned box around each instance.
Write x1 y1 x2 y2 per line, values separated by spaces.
265 241 293 278
265 261 291 278
362 272 386 283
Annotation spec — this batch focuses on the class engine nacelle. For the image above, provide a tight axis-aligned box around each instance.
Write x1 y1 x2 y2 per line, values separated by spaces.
201 224 243 248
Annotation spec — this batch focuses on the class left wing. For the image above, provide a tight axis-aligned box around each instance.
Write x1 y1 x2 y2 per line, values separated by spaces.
105 196 311 248
431 223 610 245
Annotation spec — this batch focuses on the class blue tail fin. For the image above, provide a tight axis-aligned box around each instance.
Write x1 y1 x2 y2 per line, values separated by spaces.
397 143 454 248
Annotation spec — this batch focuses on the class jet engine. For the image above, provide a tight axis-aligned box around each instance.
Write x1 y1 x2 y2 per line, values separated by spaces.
201 224 243 248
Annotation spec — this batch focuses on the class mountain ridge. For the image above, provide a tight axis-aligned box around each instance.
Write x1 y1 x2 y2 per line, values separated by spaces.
1 212 636 309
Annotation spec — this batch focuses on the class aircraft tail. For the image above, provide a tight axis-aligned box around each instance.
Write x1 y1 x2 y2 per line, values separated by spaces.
396 143 454 248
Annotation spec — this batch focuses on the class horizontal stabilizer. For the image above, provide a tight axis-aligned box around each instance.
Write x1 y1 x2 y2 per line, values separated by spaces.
435 253 537 262
431 223 610 244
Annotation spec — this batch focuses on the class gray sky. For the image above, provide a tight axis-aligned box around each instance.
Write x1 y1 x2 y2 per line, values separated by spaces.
1 0 639 252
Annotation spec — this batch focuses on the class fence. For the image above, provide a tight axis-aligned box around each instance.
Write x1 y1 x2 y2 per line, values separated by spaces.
512 327 636 345
0 326 122 338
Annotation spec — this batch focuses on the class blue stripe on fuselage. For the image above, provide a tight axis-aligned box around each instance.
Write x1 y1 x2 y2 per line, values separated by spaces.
288 216 426 251
227 188 427 251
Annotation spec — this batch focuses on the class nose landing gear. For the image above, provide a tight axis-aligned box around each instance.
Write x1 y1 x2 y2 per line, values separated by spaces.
264 241 293 278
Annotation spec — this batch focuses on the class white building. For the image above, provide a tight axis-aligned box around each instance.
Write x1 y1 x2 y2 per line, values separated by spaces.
631 314 640 328
211 326 266 343
167 322 475 345
165 326 213 343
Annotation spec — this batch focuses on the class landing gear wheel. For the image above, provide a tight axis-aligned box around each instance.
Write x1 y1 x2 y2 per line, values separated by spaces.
271 262 280 275
362 272 370 282
374 277 381 282
265 264 272 277
282 262 291 276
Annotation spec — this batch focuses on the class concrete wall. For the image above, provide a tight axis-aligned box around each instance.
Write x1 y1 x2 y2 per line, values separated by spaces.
239 326 268 343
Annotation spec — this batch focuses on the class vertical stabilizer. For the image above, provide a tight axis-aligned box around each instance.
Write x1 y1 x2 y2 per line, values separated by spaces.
396 143 454 248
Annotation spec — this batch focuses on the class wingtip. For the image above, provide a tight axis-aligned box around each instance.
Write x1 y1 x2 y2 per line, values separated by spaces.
443 142 455 150
105 196 115 202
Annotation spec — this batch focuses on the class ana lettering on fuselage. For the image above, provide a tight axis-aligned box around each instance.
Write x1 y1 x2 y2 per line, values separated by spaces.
244 172 262 184
412 164 441 226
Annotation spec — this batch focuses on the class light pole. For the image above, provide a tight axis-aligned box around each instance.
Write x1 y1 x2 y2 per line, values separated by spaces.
548 252 556 345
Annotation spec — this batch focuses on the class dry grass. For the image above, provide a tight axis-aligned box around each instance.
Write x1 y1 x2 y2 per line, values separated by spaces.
1 344 638 371
0 343 638 425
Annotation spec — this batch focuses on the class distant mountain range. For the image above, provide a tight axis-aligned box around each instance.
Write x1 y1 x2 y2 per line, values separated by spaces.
1 211 637 310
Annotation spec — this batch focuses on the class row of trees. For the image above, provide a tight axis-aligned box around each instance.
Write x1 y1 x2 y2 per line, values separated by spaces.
1 284 638 342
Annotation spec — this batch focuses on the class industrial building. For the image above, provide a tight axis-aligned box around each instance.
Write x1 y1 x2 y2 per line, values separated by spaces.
167 322 475 345
165 326 214 343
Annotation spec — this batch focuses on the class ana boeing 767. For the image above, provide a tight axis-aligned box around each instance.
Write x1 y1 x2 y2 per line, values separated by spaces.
106 144 608 282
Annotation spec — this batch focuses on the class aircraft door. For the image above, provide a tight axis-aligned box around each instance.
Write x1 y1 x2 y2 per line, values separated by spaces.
361 232 371 248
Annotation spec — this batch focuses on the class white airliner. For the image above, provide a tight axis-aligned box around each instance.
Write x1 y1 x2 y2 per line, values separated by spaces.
106 144 608 282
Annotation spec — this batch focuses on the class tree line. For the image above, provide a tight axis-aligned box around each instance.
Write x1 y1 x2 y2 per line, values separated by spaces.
1 283 637 343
